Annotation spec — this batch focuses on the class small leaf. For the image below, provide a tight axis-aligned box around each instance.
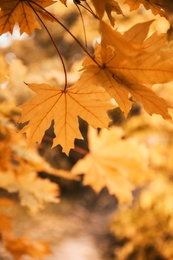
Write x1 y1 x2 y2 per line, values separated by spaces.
124 0 166 17
0 0 56 35
91 0 123 25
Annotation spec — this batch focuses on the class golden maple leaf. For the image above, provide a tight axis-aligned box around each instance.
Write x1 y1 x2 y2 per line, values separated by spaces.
72 127 152 203
0 0 56 35
79 21 173 119
91 0 123 26
124 0 166 17
20 83 114 154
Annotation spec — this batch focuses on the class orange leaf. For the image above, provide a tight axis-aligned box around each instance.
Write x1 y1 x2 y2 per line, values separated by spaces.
123 20 154 46
72 127 152 204
0 0 56 35
20 83 114 154
80 21 173 119
5 237 51 259
0 169 59 213
124 0 166 17
91 0 123 25
0 212 12 232
59 0 67 6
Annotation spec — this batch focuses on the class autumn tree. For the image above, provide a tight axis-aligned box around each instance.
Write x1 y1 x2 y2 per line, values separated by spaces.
1 0 173 259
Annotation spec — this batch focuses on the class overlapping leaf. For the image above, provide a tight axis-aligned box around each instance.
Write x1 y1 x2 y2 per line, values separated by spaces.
0 0 56 35
124 0 166 17
79 21 173 119
20 83 114 154
91 0 123 26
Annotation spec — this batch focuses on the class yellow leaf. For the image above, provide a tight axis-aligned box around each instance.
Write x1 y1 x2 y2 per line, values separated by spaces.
20 83 113 154
0 0 56 35
124 0 166 17
127 83 171 119
72 127 152 204
81 21 173 119
123 20 154 47
100 20 137 57
91 0 123 25
0 169 59 213
143 32 167 52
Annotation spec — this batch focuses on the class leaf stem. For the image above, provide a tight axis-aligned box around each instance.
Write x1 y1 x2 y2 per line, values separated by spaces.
79 1 99 20
74 2 88 49
27 1 68 90
73 146 89 155
28 0 101 67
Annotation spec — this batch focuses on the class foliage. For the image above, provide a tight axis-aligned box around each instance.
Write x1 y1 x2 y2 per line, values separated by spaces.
1 0 173 259
72 126 152 203
110 113 173 259
0 89 73 258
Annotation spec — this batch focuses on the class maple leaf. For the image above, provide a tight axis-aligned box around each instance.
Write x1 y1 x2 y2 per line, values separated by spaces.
79 21 173 119
123 20 155 47
20 83 114 154
0 0 56 35
124 0 166 17
0 97 63 212
72 127 152 203
91 0 123 26
0 169 59 213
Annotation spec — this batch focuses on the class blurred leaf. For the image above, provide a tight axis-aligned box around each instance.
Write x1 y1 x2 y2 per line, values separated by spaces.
72 126 152 203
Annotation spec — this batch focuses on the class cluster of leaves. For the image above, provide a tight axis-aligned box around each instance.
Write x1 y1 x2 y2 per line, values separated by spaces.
0 89 56 258
0 198 51 260
110 113 173 259
0 0 171 154
1 0 173 259
0 88 76 258
0 88 62 213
